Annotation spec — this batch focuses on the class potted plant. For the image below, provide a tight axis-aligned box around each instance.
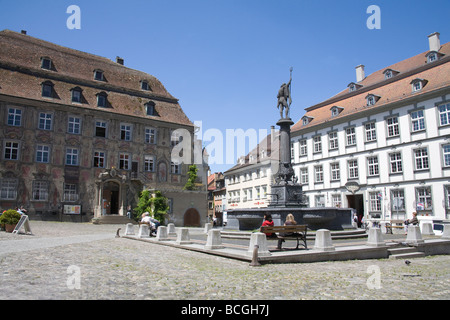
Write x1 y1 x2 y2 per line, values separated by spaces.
0 209 21 233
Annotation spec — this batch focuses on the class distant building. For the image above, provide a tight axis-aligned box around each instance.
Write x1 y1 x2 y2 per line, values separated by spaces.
224 127 279 210
0 29 207 225
291 32 450 225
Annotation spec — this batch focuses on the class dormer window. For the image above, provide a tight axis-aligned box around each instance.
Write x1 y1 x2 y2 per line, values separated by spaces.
145 102 156 116
41 57 52 70
96 92 108 108
71 87 83 103
348 82 363 93
331 106 344 117
383 69 399 79
94 70 104 81
411 78 428 93
426 51 444 63
366 94 381 106
41 81 54 98
302 116 314 126
141 80 150 91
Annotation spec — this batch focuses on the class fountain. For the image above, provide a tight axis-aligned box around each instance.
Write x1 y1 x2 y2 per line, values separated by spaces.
226 68 354 231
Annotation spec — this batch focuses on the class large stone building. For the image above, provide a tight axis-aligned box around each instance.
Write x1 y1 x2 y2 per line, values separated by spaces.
291 32 450 227
0 30 207 225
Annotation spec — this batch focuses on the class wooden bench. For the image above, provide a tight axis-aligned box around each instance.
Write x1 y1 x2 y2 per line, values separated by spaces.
385 219 404 234
260 225 308 250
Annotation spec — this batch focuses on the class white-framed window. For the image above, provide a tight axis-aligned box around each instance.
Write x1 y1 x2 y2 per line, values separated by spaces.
389 152 403 173
346 127 356 146
414 148 429 170
315 195 325 207
0 179 18 200
68 116 82 134
71 88 82 103
365 122 377 142
427 52 438 63
93 151 106 168
412 81 423 92
386 116 399 137
95 120 107 138
145 127 157 144
65 148 79 166
367 156 379 176
330 163 340 181
416 187 432 211
171 130 182 147
63 183 79 202
299 140 307 156
369 192 381 212
141 80 150 91
411 110 425 132
4 141 19 160
384 70 393 79
300 168 308 184
367 95 376 106
97 92 107 108
329 132 338 150
7 108 22 126
38 112 53 130
331 194 342 208
348 159 358 179
314 165 323 183
443 144 450 167
438 103 450 126
120 124 132 141
313 136 322 153
171 161 181 174
144 155 155 172
145 102 155 116
36 145 50 163
32 180 48 201
391 189 405 219
119 153 131 170
94 70 104 81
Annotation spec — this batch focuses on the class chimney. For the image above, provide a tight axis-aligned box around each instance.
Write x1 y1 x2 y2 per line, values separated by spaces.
21 30 27 35
355 65 365 83
428 32 441 52
116 56 124 65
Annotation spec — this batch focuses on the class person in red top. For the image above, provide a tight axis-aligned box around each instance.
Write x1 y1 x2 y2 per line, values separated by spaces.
261 214 276 238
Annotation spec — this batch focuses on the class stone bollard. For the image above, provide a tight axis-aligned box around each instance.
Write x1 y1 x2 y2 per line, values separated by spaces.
156 226 170 241
442 224 450 239
167 223 177 237
366 227 385 247
204 222 212 234
138 224 150 238
205 229 224 250
405 225 424 244
247 232 271 257
175 228 192 245
124 223 135 236
314 229 335 252
421 222 434 235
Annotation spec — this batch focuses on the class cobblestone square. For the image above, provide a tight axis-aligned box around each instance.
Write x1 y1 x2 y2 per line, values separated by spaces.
0 222 449 300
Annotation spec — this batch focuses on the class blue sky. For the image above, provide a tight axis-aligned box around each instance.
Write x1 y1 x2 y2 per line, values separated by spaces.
1 0 449 173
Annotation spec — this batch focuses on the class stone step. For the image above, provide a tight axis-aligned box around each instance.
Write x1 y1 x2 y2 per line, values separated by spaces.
388 247 419 255
388 252 425 260
220 229 368 240
93 215 136 225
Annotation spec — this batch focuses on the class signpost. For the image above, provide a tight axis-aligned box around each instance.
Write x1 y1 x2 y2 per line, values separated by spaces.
12 215 32 235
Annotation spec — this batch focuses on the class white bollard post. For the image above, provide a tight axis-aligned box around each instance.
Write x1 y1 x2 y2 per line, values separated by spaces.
204 222 212 234
205 229 224 250
124 223 135 236
247 232 271 257
421 222 434 235
167 223 177 237
366 227 385 247
138 224 150 238
442 224 450 239
175 228 192 245
156 226 170 241
405 225 424 244
314 229 335 252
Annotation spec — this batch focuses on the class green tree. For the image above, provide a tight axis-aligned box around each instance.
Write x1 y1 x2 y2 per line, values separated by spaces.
133 190 169 223
183 164 198 191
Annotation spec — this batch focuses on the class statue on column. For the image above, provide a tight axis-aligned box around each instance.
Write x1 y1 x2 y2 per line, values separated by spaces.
277 67 293 119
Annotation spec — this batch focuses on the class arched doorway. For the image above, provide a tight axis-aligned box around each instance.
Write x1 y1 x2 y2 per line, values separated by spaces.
103 181 120 215
184 208 200 227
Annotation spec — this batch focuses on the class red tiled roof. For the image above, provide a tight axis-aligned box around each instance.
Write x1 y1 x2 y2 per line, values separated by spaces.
0 29 193 127
292 42 450 133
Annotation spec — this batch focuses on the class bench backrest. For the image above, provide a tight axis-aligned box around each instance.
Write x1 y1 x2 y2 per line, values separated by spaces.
390 219 404 224
260 225 307 234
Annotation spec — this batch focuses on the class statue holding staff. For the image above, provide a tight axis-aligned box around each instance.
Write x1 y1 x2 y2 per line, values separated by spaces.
277 67 293 119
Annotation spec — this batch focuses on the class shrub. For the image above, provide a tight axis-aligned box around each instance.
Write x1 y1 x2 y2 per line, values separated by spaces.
0 209 21 225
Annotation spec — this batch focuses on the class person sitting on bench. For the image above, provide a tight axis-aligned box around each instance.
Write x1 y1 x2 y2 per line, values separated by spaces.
261 214 277 238
277 213 298 249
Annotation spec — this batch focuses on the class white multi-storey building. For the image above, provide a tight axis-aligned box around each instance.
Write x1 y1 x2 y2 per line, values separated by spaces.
291 32 450 226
